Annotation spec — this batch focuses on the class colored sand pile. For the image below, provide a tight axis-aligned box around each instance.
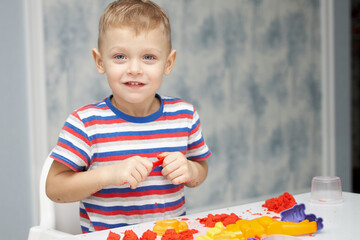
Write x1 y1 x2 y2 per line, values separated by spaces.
107 231 121 240
262 192 297 213
107 230 157 240
197 213 240 227
107 228 198 240
162 229 199 240
153 219 189 235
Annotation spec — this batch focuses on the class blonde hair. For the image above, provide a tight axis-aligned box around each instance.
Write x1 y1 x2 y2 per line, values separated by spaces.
98 0 172 50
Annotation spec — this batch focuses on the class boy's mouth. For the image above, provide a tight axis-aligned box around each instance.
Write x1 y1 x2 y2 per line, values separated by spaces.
125 81 145 87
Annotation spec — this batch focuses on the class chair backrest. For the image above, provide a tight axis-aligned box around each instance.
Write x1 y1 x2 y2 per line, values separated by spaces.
39 155 82 234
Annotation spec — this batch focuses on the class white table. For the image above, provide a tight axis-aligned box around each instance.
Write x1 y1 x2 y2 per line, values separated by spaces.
60 192 360 240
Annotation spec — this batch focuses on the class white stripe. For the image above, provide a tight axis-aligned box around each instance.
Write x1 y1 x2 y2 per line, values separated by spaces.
85 204 186 225
187 145 209 158
60 127 90 151
164 102 194 113
86 189 184 207
91 137 188 153
188 129 203 145
86 118 191 135
79 107 114 119
96 176 173 188
53 147 88 167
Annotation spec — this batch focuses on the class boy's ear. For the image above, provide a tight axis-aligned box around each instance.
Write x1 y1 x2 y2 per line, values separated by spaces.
164 49 177 75
92 48 105 74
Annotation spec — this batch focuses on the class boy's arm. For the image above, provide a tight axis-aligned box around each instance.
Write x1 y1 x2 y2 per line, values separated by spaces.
46 157 153 203
184 159 208 188
46 161 110 203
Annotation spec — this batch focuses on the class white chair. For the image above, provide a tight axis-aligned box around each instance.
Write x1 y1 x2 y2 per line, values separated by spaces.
28 155 82 240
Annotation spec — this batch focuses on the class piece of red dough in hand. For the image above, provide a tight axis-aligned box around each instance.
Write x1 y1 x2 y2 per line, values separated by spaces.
152 154 166 171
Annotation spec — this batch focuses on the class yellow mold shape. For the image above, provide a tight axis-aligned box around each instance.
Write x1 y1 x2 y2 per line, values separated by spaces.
196 216 318 240
196 222 246 240
153 218 188 235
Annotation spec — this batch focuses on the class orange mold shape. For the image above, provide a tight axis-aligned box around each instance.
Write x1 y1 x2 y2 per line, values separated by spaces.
195 216 318 240
153 218 189 235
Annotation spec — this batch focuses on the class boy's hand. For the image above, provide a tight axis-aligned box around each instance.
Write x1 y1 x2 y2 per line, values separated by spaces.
160 152 194 185
108 156 153 189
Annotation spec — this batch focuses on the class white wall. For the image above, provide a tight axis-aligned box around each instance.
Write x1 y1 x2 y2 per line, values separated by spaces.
0 0 34 239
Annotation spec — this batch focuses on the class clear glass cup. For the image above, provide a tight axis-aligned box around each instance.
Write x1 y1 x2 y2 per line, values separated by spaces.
309 176 343 204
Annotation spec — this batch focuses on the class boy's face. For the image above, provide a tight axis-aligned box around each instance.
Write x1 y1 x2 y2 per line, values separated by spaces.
93 26 176 110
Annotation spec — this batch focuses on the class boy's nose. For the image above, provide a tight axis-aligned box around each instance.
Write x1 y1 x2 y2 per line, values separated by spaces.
127 59 143 75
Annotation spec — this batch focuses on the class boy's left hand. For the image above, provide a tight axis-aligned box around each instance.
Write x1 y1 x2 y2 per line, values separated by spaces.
160 152 193 185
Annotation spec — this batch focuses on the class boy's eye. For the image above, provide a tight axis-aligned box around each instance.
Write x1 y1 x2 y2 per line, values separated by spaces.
144 55 154 60
115 54 125 60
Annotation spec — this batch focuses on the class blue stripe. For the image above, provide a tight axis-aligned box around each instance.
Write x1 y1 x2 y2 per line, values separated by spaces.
84 196 185 212
165 109 193 116
190 118 200 131
98 184 179 194
80 207 87 214
51 152 87 171
93 146 187 158
91 127 189 140
92 221 130 229
58 137 90 165
81 225 90 233
188 151 211 160
163 97 181 102
83 109 192 124
83 115 119 123
64 122 89 140
188 136 205 148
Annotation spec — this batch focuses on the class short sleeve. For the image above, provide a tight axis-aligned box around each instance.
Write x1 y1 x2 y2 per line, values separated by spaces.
186 108 211 161
50 111 91 171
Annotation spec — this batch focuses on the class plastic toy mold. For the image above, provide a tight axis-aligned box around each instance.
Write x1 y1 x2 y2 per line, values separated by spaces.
153 219 188 235
280 203 324 231
195 215 319 240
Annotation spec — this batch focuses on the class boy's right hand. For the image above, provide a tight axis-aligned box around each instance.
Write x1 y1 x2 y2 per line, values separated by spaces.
107 156 153 189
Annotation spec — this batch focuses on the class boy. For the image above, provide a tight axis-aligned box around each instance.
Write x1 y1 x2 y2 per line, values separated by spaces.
46 0 211 233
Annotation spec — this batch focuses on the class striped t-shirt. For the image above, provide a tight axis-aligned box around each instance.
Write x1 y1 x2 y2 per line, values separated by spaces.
50 94 211 232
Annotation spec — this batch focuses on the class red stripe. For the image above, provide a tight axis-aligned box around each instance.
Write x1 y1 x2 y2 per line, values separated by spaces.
149 170 163 177
84 118 127 127
52 157 82 172
80 212 89 220
84 113 192 127
92 132 187 144
188 140 205 151
93 152 157 162
193 151 212 161
190 122 200 135
63 125 90 146
77 103 107 112
93 150 187 163
87 199 185 216
159 114 192 121
57 141 89 166
163 99 184 105
94 226 108 231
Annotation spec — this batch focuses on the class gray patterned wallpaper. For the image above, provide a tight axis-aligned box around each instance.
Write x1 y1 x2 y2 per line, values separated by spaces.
43 0 322 212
